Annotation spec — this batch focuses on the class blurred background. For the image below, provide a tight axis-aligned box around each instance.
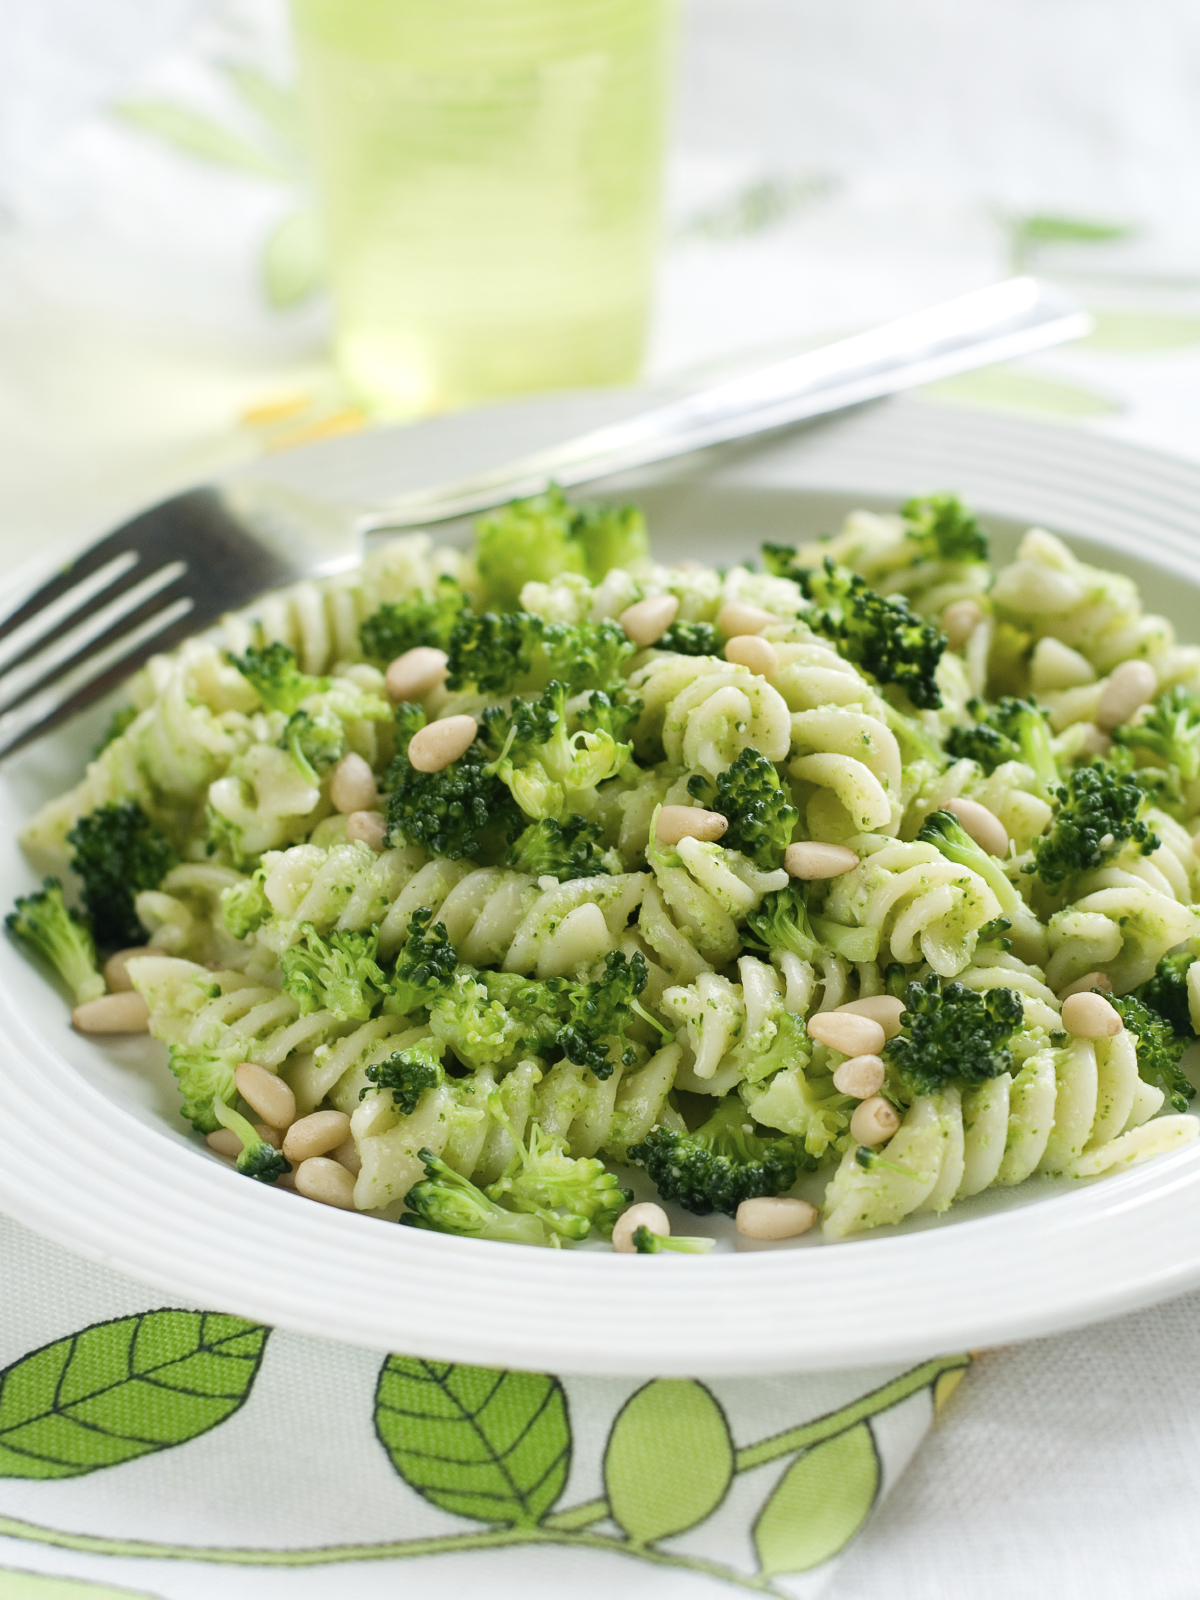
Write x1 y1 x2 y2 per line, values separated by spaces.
3 0 1200 552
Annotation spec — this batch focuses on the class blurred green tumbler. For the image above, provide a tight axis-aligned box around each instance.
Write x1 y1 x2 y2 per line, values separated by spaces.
291 0 677 417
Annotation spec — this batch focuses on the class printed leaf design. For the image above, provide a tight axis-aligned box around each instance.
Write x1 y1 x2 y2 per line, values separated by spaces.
264 211 324 309
0 1567 159 1598
0 1311 269 1480
604 1379 733 1546
224 64 306 150
375 1356 570 1527
114 100 294 182
753 1420 880 1575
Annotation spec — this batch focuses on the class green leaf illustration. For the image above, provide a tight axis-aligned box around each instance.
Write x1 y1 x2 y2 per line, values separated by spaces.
753 1420 880 1575
374 1356 570 1527
264 210 324 309
604 1379 734 1546
114 100 294 182
0 1311 269 1480
0 1568 158 1598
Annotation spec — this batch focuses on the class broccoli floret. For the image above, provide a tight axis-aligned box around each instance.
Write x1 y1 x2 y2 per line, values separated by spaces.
166 1044 240 1133
761 542 800 579
362 1046 445 1112
429 971 522 1068
555 950 652 1080
631 1225 714 1254
1113 685 1200 781
6 879 105 1004
799 558 946 710
475 486 648 610
1108 991 1195 1114
884 974 1023 1096
1027 762 1159 895
918 809 1046 960
659 620 721 656
387 907 458 1017
92 705 137 757
212 1099 291 1183
945 696 1059 797
220 868 270 940
486 1118 631 1240
577 688 639 746
1135 948 1198 1040
481 681 630 820
384 704 523 861
445 611 546 695
280 923 388 1022
279 709 344 785
628 1096 804 1216
400 1150 555 1246
66 801 179 948
900 494 989 563
446 611 635 699
358 575 468 666
745 882 880 964
687 747 798 868
505 815 610 880
227 641 330 715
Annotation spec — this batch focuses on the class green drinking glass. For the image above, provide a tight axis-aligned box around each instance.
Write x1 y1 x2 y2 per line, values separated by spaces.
291 0 677 418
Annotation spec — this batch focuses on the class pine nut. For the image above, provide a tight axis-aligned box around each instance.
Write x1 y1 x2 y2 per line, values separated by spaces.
850 1096 901 1145
234 1062 296 1130
1030 636 1095 691
1096 659 1157 731
255 1122 284 1150
735 1196 818 1240
385 646 448 704
619 594 679 648
832 1053 886 1098
1061 991 1124 1038
784 841 859 880
103 947 152 993
941 599 984 651
408 714 478 772
333 1136 362 1175
807 1012 886 1057
1058 970 1113 1002
283 1109 352 1164
835 995 906 1039
725 635 780 676
612 1201 670 1253
655 805 728 846
329 752 377 814
72 991 149 1033
346 810 387 851
1075 722 1113 759
206 1129 242 1160
944 796 1009 858
717 601 775 637
294 1156 357 1210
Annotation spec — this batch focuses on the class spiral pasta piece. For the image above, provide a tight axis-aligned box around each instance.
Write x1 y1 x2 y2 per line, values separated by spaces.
628 656 791 776
1044 885 1200 993
823 838 1002 977
822 1026 1194 1237
790 705 902 836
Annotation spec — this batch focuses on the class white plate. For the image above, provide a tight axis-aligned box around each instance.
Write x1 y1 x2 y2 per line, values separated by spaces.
4 392 1200 1377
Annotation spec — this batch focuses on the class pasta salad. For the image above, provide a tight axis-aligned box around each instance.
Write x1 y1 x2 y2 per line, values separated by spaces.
12 488 1200 1250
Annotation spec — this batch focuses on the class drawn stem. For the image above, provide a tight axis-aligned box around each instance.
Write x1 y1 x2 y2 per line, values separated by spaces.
0 1516 783 1593
542 1353 969 1530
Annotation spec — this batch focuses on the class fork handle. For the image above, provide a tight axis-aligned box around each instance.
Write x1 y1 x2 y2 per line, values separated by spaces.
360 277 1090 535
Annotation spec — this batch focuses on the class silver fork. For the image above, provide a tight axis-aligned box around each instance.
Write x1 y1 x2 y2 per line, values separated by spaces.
0 276 1088 759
